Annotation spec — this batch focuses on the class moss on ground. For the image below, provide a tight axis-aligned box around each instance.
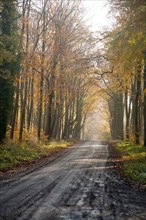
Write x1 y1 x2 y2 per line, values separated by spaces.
115 141 146 185
0 140 72 170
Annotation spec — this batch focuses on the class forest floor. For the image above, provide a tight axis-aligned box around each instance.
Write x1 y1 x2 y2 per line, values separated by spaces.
112 141 146 186
0 141 146 220
0 140 73 173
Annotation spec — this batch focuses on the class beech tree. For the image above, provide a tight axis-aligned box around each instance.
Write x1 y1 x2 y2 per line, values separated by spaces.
101 0 146 143
6 0 94 142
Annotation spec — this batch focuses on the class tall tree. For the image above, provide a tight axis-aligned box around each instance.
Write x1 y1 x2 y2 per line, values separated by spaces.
143 50 146 146
0 0 19 142
101 0 146 143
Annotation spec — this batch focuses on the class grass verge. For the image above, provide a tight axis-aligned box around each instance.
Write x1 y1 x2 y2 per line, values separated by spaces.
115 141 146 185
0 140 72 171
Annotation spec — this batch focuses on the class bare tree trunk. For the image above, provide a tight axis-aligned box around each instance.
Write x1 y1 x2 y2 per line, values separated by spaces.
47 57 57 139
10 81 19 139
19 0 31 141
19 76 28 141
27 72 34 131
143 51 146 146
37 2 46 141
108 93 124 140
134 63 142 145
37 74 44 141
62 94 69 139
125 87 132 140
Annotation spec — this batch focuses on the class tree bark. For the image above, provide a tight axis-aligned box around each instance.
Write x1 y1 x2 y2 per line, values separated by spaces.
143 51 146 146
134 63 142 145
10 81 19 139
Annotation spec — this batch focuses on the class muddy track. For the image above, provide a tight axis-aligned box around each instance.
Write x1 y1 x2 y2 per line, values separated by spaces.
0 141 146 220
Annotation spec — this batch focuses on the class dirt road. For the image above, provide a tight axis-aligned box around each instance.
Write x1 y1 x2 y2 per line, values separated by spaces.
0 142 146 220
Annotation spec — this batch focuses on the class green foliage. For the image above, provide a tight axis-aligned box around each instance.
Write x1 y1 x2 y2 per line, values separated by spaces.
0 0 20 142
106 0 146 74
116 142 146 184
0 0 20 79
0 35 20 79
0 77 13 142
0 140 72 169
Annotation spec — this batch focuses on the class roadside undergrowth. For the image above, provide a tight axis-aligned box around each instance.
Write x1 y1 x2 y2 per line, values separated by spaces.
115 141 146 186
0 139 73 171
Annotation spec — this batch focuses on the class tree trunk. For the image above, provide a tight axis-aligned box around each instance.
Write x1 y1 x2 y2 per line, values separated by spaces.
19 76 28 141
27 73 34 131
143 51 146 146
108 93 124 140
37 74 44 141
134 63 142 145
10 81 19 139
125 87 132 140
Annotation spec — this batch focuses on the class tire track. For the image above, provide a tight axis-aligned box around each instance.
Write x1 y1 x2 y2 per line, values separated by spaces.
1 142 145 220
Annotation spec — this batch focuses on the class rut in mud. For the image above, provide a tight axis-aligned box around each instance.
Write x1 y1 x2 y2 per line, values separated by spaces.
0 142 146 220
